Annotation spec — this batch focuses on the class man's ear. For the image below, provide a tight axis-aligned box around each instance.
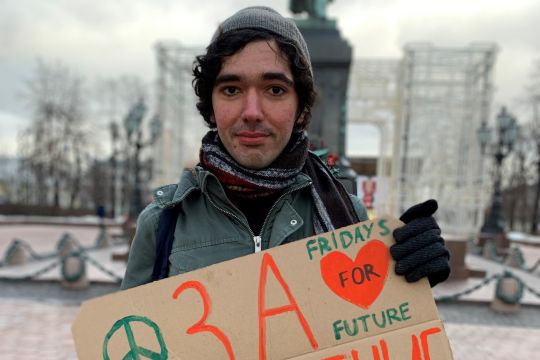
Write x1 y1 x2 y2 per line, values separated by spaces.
295 108 307 128
209 113 216 126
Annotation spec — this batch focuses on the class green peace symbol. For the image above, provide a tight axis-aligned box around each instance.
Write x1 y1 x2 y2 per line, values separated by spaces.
103 315 168 360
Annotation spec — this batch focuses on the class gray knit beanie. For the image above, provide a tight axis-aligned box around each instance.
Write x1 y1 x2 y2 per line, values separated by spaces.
212 6 312 76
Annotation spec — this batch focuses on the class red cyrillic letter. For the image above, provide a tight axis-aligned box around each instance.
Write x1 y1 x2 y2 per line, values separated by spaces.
372 339 389 360
258 253 318 359
420 327 441 360
173 281 235 360
411 326 441 360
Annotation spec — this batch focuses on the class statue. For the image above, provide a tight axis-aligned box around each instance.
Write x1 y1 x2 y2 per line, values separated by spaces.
290 0 334 20
290 0 352 178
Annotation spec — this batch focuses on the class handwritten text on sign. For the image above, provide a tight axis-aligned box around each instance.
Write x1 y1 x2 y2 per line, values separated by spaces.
73 217 453 360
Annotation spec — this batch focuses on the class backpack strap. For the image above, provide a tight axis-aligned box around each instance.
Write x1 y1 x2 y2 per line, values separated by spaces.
151 205 182 281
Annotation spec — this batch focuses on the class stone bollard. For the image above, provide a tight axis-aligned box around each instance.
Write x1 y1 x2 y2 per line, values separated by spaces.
446 236 468 280
95 227 110 248
57 233 77 257
4 239 28 266
446 235 486 279
478 232 510 255
483 241 501 262
61 251 89 290
491 272 523 313
504 247 525 269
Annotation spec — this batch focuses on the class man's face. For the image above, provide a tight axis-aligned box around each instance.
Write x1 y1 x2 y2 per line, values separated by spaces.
211 39 300 169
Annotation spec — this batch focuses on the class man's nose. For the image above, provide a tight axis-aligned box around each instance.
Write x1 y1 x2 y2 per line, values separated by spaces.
241 89 263 122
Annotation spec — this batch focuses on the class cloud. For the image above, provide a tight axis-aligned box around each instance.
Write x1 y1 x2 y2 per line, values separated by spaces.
390 1 540 116
330 0 540 119
0 0 539 156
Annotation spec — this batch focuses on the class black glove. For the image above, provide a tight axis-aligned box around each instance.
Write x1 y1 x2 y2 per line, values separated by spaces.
390 199 451 287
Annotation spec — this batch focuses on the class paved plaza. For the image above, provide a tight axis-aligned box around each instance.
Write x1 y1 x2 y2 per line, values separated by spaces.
0 222 539 359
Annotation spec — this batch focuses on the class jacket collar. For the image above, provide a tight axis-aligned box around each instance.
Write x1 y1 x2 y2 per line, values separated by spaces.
152 169 198 208
153 166 312 209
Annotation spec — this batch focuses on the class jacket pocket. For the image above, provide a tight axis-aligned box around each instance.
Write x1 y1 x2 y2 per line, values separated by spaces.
168 237 251 275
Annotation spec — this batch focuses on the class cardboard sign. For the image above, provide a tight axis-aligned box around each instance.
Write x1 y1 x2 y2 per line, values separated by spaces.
72 217 454 359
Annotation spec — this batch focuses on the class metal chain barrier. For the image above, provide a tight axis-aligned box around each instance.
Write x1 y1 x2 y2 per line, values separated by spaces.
484 241 505 263
504 246 540 273
435 273 500 302
0 228 126 283
0 259 62 282
1 235 73 266
436 270 540 302
472 240 540 276
509 247 526 267
523 281 540 298
505 252 539 274
24 259 63 280
526 259 540 273
16 239 55 260
0 248 123 283
2 238 58 265
0 227 128 268
80 251 123 283
1 227 128 263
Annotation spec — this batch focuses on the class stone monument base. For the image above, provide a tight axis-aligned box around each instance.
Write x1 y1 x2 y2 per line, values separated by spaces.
445 236 486 280
477 232 510 256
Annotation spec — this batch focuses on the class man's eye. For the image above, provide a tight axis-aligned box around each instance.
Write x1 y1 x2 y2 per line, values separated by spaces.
223 87 239 96
269 86 285 95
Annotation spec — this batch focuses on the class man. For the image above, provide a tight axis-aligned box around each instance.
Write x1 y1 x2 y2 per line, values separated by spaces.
121 6 450 290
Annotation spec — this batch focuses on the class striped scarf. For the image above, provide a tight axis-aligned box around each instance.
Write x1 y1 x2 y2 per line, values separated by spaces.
200 130 359 233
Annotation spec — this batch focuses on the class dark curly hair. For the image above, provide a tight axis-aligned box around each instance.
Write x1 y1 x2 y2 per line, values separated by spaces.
192 28 316 130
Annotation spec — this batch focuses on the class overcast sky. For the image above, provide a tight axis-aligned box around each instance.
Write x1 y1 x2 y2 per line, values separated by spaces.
1 0 539 157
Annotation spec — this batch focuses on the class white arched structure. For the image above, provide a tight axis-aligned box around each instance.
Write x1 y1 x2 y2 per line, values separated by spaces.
347 59 403 217
347 45 496 236
398 43 497 235
152 42 205 188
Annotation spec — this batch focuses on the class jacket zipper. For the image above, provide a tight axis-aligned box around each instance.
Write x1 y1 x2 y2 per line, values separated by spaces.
205 181 312 253
255 182 311 251
205 194 256 244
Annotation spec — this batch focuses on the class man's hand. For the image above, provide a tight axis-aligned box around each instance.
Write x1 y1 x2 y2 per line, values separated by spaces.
390 199 451 287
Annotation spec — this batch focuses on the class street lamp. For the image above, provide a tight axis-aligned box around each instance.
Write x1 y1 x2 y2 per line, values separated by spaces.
122 98 162 220
149 114 162 144
109 121 120 218
477 106 520 235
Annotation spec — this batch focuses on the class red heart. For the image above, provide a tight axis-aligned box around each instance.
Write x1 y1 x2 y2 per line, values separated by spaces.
320 240 389 309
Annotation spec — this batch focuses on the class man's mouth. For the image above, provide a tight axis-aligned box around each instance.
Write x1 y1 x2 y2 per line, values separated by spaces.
236 131 269 146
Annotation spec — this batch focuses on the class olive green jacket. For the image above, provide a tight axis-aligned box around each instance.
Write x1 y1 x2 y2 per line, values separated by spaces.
121 167 368 290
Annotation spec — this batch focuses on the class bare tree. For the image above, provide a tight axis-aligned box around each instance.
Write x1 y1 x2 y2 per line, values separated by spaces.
513 59 540 234
20 60 90 208
526 60 540 234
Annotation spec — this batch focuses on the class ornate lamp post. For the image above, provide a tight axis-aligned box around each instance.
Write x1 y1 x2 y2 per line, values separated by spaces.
147 114 162 182
109 121 120 218
123 99 162 220
477 106 520 235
